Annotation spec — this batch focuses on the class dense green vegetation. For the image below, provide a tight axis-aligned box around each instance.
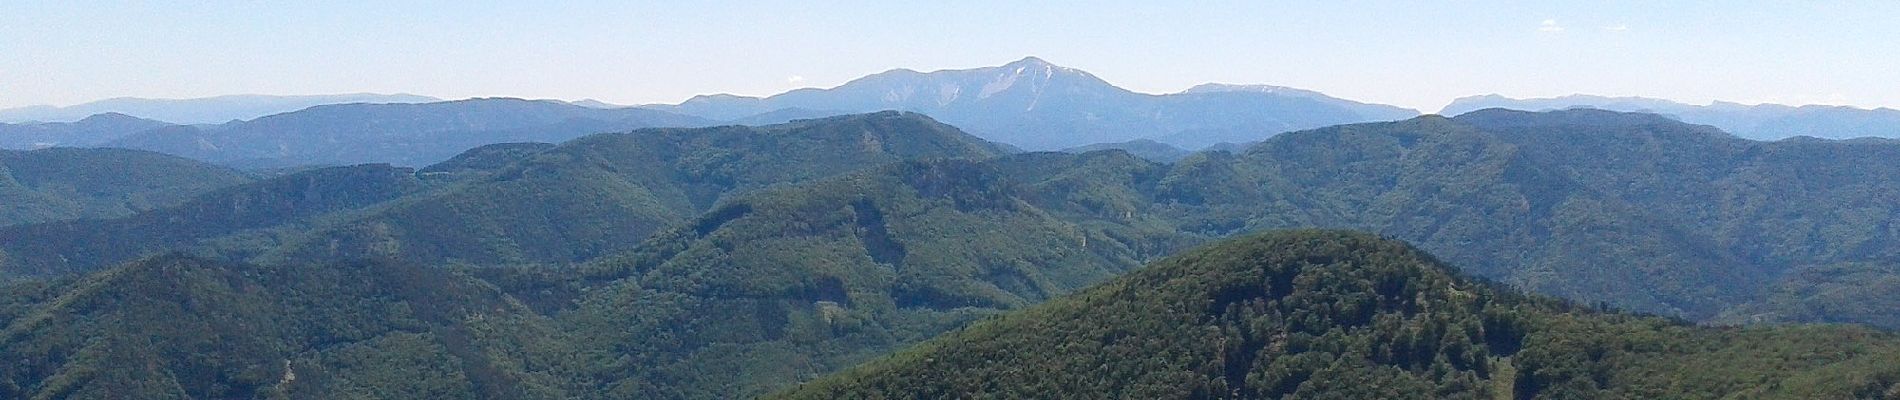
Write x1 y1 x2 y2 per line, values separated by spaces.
0 149 1188 398
0 111 1007 278
0 164 432 277
9 109 1900 324
0 147 251 227
0 255 576 399
4 109 1900 398
259 111 1008 267
415 142 557 177
775 231 1900 399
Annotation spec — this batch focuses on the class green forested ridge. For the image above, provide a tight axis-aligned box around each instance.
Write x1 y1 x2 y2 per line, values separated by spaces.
0 153 1179 399
482 153 1197 397
8 109 1900 324
0 111 1007 278
0 255 581 399
0 164 431 277
774 231 1900 399
0 147 252 227
261 111 1008 267
1713 262 1900 329
3 109 1900 398
415 142 557 176
1087 108 1900 324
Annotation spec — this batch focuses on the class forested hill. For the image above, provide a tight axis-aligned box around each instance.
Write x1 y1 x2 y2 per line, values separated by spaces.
0 255 565 399
1140 108 1900 324
4 109 1900 398
9 108 1900 326
0 147 251 227
774 231 1900 399
0 164 432 277
0 111 1009 278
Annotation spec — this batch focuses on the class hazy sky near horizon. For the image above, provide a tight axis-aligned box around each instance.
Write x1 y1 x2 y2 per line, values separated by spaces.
4 1 1897 112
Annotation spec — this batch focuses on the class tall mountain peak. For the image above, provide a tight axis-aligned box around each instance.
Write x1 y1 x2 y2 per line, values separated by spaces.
647 58 1417 150
1007 55 1052 66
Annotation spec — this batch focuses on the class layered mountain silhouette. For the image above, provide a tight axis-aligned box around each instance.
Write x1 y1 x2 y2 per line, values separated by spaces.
0 147 251 227
646 57 1420 150
775 231 1900 399
0 113 174 150
0 93 439 124
0 255 563 399
1442 94 1900 140
106 98 717 167
6 109 1900 398
0 112 1006 277
8 109 1900 326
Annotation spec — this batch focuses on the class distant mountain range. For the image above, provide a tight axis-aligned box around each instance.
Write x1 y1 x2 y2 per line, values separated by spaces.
9 59 1900 170
1441 94 1900 140
0 113 173 149
5 57 1415 167
644 57 1420 150
0 93 439 124
104 98 716 167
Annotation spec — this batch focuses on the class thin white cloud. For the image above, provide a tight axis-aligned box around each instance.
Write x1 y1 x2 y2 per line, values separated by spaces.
1539 19 1565 33
787 75 806 84
1603 24 1629 33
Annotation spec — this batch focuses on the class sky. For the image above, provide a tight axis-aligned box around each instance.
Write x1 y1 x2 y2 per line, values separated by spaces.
3 1 1898 113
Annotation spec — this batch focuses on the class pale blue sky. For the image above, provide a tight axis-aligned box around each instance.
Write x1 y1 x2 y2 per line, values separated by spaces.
3 1 1897 112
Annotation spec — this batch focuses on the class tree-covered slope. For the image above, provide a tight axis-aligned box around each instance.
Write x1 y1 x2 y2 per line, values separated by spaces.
0 147 251 227
1142 115 1754 318
1112 109 1900 323
416 142 557 177
0 112 1010 277
0 151 1193 398
260 111 1009 268
1449 109 1900 323
0 164 431 277
480 152 1195 398
0 255 576 399
7 105 1900 398
774 231 1900 399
